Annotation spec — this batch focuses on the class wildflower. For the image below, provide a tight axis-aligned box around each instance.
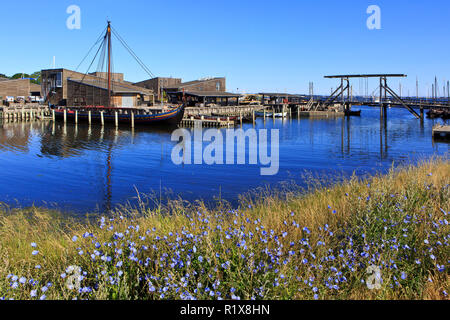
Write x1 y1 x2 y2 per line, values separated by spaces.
31 242 37 248
72 236 78 242
32 250 39 256
30 290 37 298
198 256 203 263
401 272 407 280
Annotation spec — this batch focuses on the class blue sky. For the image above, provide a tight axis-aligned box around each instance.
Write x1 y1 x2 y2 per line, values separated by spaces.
0 0 449 95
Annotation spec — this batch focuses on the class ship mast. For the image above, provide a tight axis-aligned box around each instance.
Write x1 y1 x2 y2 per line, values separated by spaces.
107 21 112 108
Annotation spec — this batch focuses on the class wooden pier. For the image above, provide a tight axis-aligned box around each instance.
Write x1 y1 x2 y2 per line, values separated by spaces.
432 125 450 139
185 105 264 117
0 105 50 122
181 116 236 128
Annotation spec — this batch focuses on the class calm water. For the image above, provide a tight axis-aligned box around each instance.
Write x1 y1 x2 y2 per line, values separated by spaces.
0 106 448 214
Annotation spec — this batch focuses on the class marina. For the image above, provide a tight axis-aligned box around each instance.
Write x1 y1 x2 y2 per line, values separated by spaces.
0 105 447 213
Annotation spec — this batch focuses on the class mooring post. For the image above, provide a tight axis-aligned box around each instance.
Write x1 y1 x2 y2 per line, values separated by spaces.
240 110 242 126
115 111 118 127
88 111 92 125
380 77 384 119
64 109 67 123
52 110 55 121
263 109 266 121
273 108 275 120
75 110 78 124
252 110 255 124
101 111 104 126
131 111 135 128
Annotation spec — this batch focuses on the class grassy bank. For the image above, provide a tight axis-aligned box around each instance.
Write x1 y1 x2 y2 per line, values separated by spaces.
0 159 449 300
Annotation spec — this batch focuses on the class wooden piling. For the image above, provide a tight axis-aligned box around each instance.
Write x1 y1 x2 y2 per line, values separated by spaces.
101 111 104 126
131 112 135 128
115 111 118 127
75 110 78 124
64 110 67 123
88 111 92 125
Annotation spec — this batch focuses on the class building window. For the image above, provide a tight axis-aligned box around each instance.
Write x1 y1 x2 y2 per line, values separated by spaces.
56 72 62 87
216 81 221 91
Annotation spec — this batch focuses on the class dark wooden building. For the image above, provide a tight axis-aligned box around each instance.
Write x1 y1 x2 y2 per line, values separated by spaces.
41 68 154 107
168 91 241 107
134 77 226 102
67 79 153 107
0 78 41 100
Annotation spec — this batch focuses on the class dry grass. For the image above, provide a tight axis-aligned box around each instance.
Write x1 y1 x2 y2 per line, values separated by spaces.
0 158 448 300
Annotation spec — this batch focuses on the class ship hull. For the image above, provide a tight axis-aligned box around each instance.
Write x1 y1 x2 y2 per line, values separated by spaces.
53 105 185 126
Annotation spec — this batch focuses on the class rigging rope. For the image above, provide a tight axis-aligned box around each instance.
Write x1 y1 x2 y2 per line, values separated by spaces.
73 27 108 74
111 26 156 79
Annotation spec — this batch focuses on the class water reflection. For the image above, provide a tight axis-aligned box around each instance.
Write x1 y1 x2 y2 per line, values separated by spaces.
0 106 448 213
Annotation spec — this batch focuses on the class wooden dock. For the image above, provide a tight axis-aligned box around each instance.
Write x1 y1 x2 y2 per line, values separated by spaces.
185 105 264 117
0 105 50 122
432 125 450 139
181 116 236 128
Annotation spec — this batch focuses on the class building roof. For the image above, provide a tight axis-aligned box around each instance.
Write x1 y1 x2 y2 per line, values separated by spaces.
68 79 151 95
174 91 240 98
166 78 224 90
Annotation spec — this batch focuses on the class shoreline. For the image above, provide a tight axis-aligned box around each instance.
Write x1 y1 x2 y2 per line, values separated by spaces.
0 159 448 300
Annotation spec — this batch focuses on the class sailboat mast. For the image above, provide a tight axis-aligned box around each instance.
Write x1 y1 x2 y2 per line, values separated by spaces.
107 21 112 108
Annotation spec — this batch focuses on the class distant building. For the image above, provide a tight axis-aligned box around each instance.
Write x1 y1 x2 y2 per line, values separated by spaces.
133 77 182 101
88 72 125 83
167 91 241 107
134 77 226 102
0 78 41 102
41 68 154 107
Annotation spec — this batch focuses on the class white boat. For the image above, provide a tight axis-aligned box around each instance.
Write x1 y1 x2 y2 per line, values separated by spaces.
255 111 287 118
